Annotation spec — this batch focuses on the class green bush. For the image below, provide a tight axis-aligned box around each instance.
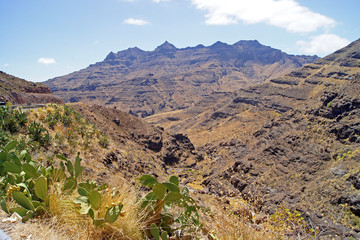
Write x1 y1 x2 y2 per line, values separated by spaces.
269 205 316 238
0 131 9 146
14 109 27 128
99 135 109 149
28 121 51 147
44 104 76 129
0 107 28 134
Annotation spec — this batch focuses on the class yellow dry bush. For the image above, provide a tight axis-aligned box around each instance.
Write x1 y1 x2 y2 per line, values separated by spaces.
38 114 45 121
46 106 55 114
44 179 145 240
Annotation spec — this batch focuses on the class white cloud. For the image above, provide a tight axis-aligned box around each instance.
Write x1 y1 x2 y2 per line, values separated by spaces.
191 0 335 33
37 57 56 65
297 34 350 56
123 18 150 26
2 64 9 67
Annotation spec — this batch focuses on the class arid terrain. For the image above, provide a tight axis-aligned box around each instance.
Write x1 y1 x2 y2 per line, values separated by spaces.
0 39 360 239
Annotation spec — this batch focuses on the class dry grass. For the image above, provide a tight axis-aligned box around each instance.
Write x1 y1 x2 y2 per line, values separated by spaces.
196 194 273 240
43 178 145 240
2 181 275 240
212 218 272 240
0 178 146 240
0 214 70 240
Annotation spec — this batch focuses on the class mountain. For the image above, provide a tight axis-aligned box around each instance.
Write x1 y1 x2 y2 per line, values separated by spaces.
0 71 63 105
146 38 360 237
44 40 318 117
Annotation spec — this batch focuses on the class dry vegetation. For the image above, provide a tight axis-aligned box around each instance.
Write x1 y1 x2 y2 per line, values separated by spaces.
0 104 277 240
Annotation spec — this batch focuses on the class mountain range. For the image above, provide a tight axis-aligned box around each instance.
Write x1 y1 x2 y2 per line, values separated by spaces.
44 40 318 117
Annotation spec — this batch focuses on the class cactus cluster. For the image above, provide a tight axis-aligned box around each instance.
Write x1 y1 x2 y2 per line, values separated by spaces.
150 223 169 240
0 139 126 229
0 140 83 221
0 139 202 238
74 180 123 227
139 175 202 239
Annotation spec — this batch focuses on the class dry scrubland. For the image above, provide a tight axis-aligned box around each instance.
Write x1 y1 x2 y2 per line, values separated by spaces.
0 104 283 239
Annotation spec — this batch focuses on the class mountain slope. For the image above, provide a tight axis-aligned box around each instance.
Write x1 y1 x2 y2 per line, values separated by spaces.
147 39 360 238
0 71 63 104
45 40 318 117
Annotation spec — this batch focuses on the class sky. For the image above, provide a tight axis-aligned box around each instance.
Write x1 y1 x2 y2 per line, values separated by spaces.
0 0 359 82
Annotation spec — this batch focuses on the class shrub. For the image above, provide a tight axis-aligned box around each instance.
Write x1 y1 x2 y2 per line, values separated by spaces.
0 106 28 134
0 107 18 134
269 205 316 239
99 135 109 149
14 109 28 127
0 130 9 146
28 121 51 147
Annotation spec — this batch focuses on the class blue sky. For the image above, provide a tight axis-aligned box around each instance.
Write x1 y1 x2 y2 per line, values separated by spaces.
0 0 359 82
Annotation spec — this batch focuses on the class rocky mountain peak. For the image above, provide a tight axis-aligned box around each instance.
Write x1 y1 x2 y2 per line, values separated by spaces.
194 44 205 49
234 39 260 46
319 37 360 64
104 47 147 61
210 41 229 48
155 41 177 52
104 51 117 61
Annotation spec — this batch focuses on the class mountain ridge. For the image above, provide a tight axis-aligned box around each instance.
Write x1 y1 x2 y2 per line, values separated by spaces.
0 71 63 105
44 40 318 117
